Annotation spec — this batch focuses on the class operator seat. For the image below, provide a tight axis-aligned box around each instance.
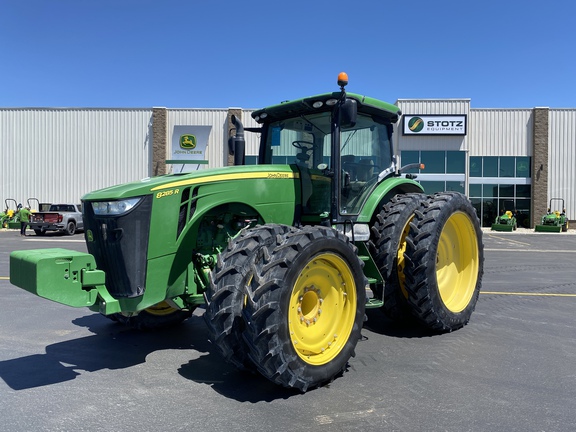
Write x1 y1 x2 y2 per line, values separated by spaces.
356 159 374 181
342 155 356 179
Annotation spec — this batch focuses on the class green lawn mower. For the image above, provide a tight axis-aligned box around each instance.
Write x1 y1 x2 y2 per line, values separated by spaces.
491 201 517 232
1 199 20 229
535 198 569 232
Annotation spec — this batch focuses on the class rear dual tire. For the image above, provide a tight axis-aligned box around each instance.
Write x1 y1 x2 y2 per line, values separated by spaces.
369 193 427 321
370 192 483 332
404 192 484 332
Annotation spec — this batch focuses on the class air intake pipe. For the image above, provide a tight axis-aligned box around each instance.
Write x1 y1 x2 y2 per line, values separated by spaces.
228 115 245 166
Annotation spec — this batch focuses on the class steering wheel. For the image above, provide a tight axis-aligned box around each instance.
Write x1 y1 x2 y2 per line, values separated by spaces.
291 140 315 150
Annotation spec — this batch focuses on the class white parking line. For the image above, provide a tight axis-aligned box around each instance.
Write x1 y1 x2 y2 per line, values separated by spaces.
485 248 576 253
23 238 85 242
481 291 576 297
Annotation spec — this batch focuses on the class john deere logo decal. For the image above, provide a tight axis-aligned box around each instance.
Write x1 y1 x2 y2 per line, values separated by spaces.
517 161 529 173
180 134 196 149
408 117 424 133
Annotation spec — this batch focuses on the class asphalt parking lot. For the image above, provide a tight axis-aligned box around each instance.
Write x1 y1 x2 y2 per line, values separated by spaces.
1 227 575 432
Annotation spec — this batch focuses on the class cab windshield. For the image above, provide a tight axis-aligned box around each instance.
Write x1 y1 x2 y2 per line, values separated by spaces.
263 112 331 167
262 111 394 215
340 116 394 214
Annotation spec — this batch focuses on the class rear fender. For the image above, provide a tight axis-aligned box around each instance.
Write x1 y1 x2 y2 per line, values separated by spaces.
356 178 424 223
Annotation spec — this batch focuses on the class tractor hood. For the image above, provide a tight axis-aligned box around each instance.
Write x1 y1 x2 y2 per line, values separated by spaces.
82 165 299 202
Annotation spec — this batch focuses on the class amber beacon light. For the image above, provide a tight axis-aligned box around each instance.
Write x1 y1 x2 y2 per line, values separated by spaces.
337 72 349 87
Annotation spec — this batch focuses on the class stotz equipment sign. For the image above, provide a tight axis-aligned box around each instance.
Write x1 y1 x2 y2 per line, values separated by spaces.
403 115 467 135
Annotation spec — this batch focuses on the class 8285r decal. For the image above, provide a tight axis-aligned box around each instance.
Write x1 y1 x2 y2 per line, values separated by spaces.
156 189 180 199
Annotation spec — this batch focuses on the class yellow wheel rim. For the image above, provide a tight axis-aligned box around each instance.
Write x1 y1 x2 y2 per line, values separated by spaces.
396 216 413 297
436 211 479 313
145 301 179 316
288 253 357 365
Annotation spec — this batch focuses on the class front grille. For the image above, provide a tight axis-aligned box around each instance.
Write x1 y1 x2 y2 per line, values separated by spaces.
82 195 152 298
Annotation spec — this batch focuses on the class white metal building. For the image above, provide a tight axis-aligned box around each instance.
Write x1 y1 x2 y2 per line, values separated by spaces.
1 100 574 227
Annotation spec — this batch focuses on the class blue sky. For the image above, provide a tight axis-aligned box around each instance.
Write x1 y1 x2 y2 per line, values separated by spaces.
1 0 574 109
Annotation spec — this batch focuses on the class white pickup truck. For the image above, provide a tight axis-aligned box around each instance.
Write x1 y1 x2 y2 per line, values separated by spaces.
28 203 84 235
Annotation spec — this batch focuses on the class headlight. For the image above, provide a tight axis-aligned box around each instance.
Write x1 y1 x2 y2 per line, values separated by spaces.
91 197 142 215
336 223 370 242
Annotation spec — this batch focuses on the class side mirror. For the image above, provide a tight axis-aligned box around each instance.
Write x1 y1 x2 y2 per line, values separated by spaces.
340 98 357 129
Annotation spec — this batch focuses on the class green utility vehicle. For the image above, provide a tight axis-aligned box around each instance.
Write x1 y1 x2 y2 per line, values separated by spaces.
10 73 484 392
535 198 569 232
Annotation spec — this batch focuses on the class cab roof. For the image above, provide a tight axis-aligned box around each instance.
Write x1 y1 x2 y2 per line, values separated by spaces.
251 92 402 124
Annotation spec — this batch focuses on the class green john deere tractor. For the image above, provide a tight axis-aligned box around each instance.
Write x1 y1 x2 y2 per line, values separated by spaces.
535 198 569 232
491 200 517 232
10 73 484 392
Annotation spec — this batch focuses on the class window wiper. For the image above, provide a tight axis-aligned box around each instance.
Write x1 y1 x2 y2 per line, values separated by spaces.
341 129 358 152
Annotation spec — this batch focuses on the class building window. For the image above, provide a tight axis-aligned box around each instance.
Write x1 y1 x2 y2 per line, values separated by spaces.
245 156 258 165
447 151 465 173
470 156 531 178
516 157 531 178
483 157 499 177
400 151 420 172
400 150 466 194
470 156 482 177
468 156 532 227
500 157 515 177
421 151 445 173
470 183 532 228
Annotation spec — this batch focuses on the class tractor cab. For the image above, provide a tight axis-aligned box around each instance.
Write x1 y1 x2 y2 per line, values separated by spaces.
245 73 407 231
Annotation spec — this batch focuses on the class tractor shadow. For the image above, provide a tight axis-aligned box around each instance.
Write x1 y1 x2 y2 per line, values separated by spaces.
0 308 434 402
0 311 298 402
363 308 439 338
178 356 299 402
0 313 209 390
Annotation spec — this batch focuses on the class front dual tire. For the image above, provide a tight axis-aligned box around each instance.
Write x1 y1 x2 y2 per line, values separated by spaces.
203 224 291 371
205 224 366 392
243 226 366 392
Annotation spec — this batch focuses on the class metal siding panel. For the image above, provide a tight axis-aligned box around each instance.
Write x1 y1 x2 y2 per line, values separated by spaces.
242 110 260 157
1 108 152 206
396 133 467 153
468 109 532 157
548 109 576 219
396 99 470 115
